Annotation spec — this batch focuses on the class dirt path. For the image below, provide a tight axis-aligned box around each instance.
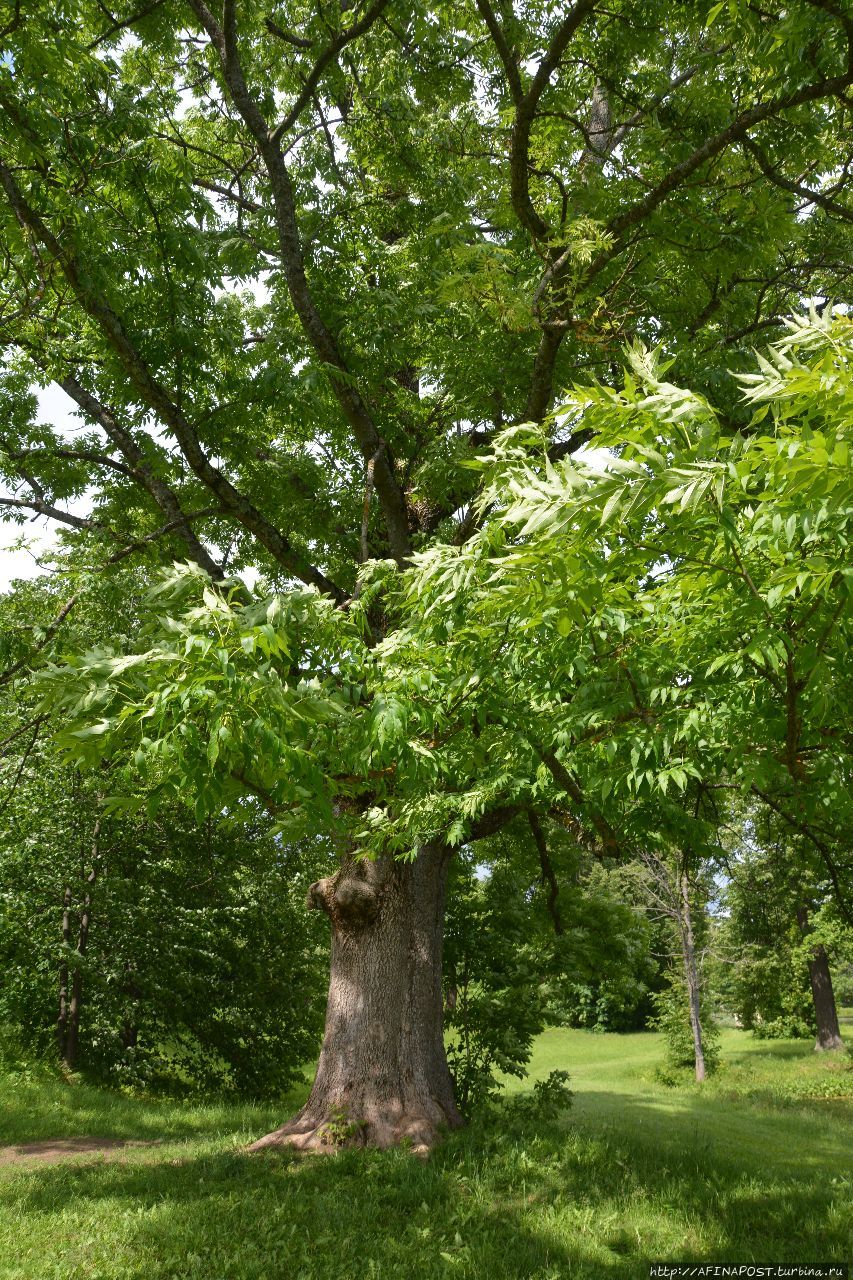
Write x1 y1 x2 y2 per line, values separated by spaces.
0 1137 162 1166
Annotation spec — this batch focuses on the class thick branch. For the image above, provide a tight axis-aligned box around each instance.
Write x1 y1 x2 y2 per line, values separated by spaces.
0 156 344 598
186 0 412 564
467 804 522 842
55 374 224 578
263 17 312 49
100 508 220 569
525 327 566 423
474 0 524 103
528 810 563 934
477 0 598 240
475 2 597 419
540 748 619 855
591 60 853 277
0 492 109 532
5 444 134 479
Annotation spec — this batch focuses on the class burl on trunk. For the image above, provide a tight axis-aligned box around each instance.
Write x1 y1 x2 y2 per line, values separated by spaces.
250 840 462 1154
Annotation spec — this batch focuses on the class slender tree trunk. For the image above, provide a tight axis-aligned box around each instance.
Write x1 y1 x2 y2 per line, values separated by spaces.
120 1022 138 1050
797 907 844 1051
250 840 462 1153
64 867 96 1070
65 972 82 1070
63 815 101 1072
57 885 73 1062
121 968 141 1051
679 871 707 1083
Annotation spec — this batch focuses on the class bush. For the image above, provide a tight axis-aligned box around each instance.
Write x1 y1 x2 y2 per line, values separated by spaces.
482 1070 574 1131
550 978 658 1033
525 1069 575 1119
443 854 547 1115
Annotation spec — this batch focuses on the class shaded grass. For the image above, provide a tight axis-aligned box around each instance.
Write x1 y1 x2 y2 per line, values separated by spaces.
0 1029 850 1280
0 1068 310 1149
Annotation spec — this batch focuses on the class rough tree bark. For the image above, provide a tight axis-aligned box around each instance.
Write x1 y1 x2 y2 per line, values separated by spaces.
797 907 844 1052
250 840 462 1154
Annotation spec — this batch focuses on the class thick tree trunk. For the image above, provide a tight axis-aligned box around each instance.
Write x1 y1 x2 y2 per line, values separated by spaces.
808 944 844 1051
797 907 844 1051
679 871 707 1083
250 840 462 1153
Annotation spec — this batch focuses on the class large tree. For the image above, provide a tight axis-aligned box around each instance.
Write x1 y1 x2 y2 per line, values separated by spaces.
1 0 852 1149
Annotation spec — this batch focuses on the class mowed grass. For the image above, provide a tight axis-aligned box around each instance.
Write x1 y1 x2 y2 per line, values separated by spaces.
0 1028 850 1280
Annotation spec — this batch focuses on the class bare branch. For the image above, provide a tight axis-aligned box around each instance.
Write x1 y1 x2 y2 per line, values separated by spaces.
263 16 312 49
0 714 46 758
86 0 165 50
751 784 853 925
0 714 41 819
609 51 731 151
55 373 225 579
270 0 393 143
743 137 853 222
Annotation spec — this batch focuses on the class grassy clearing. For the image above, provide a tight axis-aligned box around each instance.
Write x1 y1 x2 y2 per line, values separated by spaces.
0 1028 850 1280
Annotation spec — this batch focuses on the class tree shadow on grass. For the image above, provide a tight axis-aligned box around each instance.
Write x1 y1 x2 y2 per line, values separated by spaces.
0 1074 311 1147
721 1039 824 1063
3 1092 850 1280
573 1085 853 1176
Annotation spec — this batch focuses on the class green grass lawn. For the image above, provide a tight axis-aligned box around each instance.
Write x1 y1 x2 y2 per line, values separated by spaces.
0 1028 850 1280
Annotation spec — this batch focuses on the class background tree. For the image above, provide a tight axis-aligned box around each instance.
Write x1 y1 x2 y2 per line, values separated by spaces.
1 1 852 1148
0 567 331 1092
717 809 848 1049
641 847 721 1081
542 859 661 1035
444 818 659 1111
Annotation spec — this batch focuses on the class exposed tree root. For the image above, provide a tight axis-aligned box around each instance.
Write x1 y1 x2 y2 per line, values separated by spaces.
248 1098 459 1156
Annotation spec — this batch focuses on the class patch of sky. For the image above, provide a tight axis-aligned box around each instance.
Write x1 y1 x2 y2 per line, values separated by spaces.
0 384 88 590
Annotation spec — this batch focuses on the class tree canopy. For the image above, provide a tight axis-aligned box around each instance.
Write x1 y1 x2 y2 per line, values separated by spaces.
1 0 852 597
